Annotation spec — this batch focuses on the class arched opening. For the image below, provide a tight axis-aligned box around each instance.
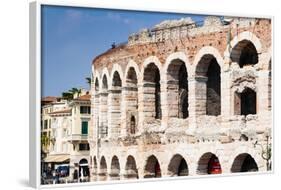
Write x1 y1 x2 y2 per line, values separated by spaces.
144 155 161 178
79 159 89 182
130 115 136 134
196 55 221 116
95 78 99 91
125 67 138 134
110 156 120 180
197 153 222 175
143 63 161 119
109 71 122 137
231 153 258 172
167 59 188 118
112 71 122 87
168 154 189 176
124 155 138 179
100 75 108 138
234 88 256 116
230 40 258 68
99 156 107 181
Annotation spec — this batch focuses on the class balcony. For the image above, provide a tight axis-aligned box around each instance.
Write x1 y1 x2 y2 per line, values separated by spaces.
67 134 88 143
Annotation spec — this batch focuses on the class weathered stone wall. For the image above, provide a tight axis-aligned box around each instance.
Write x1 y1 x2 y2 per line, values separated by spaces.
89 16 272 181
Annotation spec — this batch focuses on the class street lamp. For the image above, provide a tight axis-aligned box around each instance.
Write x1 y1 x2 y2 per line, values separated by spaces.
254 135 271 171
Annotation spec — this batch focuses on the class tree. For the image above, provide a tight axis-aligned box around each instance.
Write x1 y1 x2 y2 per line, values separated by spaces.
86 77 91 89
62 92 73 100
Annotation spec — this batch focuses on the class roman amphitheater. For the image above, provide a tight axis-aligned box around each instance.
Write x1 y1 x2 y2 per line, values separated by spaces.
89 16 272 181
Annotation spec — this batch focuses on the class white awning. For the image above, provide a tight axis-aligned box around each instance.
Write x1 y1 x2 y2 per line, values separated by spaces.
44 154 70 163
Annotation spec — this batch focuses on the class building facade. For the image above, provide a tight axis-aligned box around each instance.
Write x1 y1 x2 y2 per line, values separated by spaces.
41 91 92 183
90 16 272 181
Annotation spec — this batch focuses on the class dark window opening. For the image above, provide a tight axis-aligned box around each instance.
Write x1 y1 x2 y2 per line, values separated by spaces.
95 78 99 91
155 70 161 119
206 58 221 116
79 143 90 151
143 63 161 119
240 88 256 115
230 40 258 68
154 161 161 178
241 155 258 172
112 71 122 87
178 159 188 176
80 106 91 114
178 63 188 118
207 155 222 174
130 116 136 134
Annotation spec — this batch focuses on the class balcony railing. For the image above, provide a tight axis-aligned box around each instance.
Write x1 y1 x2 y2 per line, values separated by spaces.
67 134 88 142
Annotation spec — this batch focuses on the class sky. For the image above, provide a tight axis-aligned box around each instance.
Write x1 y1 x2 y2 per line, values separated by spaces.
41 5 206 97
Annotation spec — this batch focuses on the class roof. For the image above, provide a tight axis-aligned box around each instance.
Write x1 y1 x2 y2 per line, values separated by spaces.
49 109 72 115
74 94 91 101
41 96 60 105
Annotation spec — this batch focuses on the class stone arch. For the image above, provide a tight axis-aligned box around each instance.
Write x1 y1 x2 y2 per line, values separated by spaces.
225 31 262 66
79 158 90 180
99 156 108 181
124 155 139 179
165 53 189 118
141 56 162 82
167 154 189 176
110 64 124 88
194 51 221 116
108 70 122 138
142 62 162 120
124 60 140 85
124 61 139 135
193 46 224 72
101 74 108 90
197 152 222 175
94 78 100 92
164 52 192 78
144 155 161 178
110 156 120 180
94 70 101 92
231 153 258 173
99 70 110 138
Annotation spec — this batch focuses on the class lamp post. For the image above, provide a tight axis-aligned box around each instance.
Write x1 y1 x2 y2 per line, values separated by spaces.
254 135 271 171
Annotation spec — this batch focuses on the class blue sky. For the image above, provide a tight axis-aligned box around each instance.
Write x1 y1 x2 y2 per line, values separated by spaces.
41 5 205 97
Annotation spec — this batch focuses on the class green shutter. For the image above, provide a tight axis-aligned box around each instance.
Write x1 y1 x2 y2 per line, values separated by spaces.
81 121 88 135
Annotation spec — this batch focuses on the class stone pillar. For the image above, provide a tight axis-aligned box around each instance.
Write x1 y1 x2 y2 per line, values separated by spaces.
195 76 208 115
166 79 179 118
188 76 207 129
221 71 232 127
142 82 157 121
99 90 108 138
257 70 272 130
160 80 169 128
108 87 122 138
138 83 145 133
121 85 138 136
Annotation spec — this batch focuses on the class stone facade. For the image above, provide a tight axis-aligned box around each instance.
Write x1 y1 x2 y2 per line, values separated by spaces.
90 16 272 181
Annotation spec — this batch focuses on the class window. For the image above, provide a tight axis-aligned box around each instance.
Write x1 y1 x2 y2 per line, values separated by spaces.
81 121 88 135
48 119 51 128
44 120 48 129
234 88 257 116
79 143 90 151
80 106 91 114
130 116 136 134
